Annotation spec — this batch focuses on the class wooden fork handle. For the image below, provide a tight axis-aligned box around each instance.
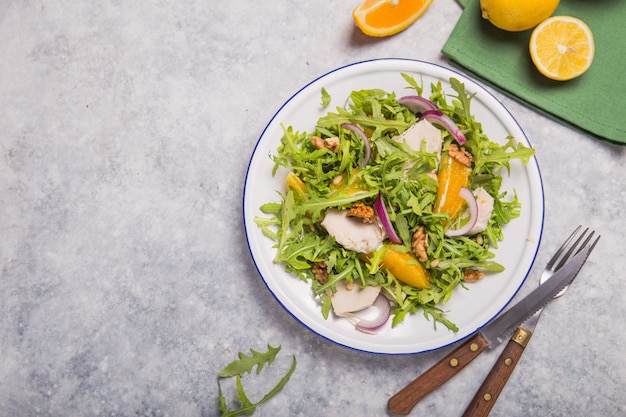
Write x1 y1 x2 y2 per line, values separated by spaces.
388 333 489 415
461 327 533 417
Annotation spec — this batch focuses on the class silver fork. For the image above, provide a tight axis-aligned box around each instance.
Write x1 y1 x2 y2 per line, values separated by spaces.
540 225 597 293
461 226 600 417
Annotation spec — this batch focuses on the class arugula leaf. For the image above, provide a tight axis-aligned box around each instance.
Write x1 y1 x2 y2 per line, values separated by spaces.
449 77 475 123
234 376 253 411
217 344 297 417
320 87 331 108
218 344 282 377
473 136 535 175
401 72 424 96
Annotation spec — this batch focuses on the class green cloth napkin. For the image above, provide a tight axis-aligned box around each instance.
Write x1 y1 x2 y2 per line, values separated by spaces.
443 0 626 145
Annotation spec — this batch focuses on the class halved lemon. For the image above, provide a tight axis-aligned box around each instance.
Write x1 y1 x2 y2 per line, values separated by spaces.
352 0 433 37
529 16 595 81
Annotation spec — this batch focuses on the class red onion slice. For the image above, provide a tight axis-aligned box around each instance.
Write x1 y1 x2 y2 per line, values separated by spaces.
398 95 438 114
374 192 402 244
341 123 371 167
445 187 478 237
420 110 467 145
355 293 391 334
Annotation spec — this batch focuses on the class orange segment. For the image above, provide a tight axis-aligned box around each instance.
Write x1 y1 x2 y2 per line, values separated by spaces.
352 0 433 37
380 246 430 289
529 16 595 81
286 171 306 196
434 153 470 221
329 168 367 195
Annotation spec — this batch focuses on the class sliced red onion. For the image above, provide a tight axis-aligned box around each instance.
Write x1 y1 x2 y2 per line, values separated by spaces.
341 123 371 167
445 187 478 237
420 110 467 145
355 293 391 334
374 192 402 244
398 95 438 114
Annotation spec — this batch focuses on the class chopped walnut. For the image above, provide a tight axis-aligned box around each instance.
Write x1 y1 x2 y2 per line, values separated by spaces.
324 136 340 152
311 136 325 149
463 269 485 283
312 261 328 284
411 226 428 262
346 203 375 223
448 143 473 167
310 135 339 153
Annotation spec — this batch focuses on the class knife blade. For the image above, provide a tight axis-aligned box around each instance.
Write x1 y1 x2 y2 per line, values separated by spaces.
387 241 595 416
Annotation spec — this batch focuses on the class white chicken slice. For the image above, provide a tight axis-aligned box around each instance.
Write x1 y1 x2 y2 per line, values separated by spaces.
330 280 381 316
393 119 443 171
320 209 386 254
468 187 495 234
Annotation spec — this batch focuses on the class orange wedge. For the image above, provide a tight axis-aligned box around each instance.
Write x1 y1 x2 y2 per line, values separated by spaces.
434 153 470 221
329 168 368 196
380 246 430 288
529 16 595 81
362 246 430 288
286 171 307 197
352 0 433 37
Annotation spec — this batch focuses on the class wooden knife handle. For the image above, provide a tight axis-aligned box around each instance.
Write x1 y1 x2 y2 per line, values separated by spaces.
461 327 532 417
388 333 489 415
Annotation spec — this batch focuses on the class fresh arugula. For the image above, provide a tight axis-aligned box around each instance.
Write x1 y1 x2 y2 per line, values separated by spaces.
320 87 331 108
254 73 535 331
217 344 296 417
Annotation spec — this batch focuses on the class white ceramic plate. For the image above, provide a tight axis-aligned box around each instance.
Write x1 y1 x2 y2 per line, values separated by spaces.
243 59 544 355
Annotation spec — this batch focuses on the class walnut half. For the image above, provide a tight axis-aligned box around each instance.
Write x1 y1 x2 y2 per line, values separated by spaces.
311 135 339 153
412 226 428 262
347 203 375 223
312 261 328 284
463 269 485 283
448 143 473 167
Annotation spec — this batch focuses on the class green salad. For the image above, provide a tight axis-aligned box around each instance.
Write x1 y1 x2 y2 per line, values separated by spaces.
255 74 535 332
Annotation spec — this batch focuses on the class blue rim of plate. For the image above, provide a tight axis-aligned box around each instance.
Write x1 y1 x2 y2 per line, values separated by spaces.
243 58 544 355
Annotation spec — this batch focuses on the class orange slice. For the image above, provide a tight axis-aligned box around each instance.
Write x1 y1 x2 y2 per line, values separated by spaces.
380 246 430 288
352 0 433 37
362 246 430 288
529 16 595 81
286 171 307 197
329 168 367 196
434 153 470 221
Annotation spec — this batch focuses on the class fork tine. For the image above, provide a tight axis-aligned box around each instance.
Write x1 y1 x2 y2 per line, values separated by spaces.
544 228 598 296
545 225 581 271
587 234 601 254
576 231 596 255
553 227 592 271
553 232 600 295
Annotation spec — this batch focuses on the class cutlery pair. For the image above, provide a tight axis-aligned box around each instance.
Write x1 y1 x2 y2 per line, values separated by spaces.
388 226 599 416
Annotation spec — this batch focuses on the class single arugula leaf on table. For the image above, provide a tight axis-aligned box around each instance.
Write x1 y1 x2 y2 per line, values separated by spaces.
217 344 297 417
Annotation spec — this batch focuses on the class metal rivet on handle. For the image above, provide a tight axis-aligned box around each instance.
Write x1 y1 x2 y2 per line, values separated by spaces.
483 393 492 402
505 358 513 366
449 358 459 367
470 343 479 352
